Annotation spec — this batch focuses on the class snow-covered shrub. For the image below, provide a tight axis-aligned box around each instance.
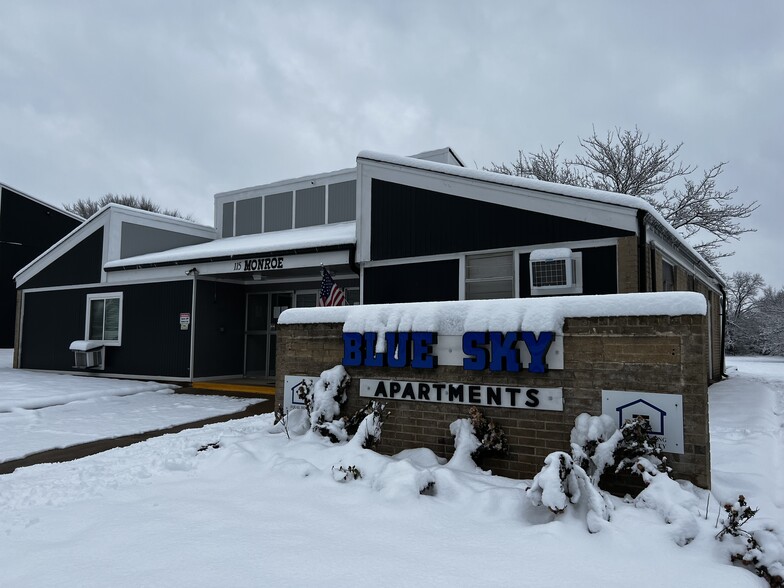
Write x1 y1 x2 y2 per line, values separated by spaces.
296 366 351 442
717 495 784 586
332 465 362 482
447 418 482 471
633 468 700 546
570 413 669 486
344 401 390 450
526 451 612 533
467 407 508 460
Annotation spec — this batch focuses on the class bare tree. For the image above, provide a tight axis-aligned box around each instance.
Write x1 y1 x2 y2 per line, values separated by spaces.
487 127 758 264
726 271 765 319
64 193 194 221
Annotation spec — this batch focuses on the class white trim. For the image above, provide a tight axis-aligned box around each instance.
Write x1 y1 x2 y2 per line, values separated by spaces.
646 233 721 295
19 275 192 294
84 291 123 346
189 275 197 379
14 204 216 287
17 368 194 383
355 159 639 263
361 238 620 270
458 256 466 300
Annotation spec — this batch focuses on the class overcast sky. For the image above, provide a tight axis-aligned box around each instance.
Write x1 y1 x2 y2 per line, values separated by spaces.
1 1 782 286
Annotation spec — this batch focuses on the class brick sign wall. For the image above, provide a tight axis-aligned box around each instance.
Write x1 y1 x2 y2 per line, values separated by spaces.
276 314 710 488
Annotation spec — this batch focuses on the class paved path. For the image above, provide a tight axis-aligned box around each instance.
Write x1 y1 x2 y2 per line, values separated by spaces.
0 392 273 475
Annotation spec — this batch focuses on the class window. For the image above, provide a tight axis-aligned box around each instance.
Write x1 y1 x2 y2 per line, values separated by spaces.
328 180 356 223
86 293 123 345
465 252 514 299
264 191 293 232
295 186 326 228
529 249 582 295
662 260 676 291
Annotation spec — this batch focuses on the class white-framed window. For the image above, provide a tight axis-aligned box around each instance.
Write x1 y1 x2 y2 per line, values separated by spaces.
86 292 123 346
465 251 515 300
530 248 583 296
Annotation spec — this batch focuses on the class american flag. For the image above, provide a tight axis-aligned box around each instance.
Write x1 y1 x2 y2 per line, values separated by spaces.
318 267 347 307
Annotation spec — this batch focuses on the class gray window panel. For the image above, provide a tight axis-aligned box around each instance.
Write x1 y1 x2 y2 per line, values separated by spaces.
295 185 326 228
466 279 514 300
235 197 263 236
328 180 356 223
296 292 318 308
264 191 293 232
466 252 514 280
222 202 234 237
465 252 514 300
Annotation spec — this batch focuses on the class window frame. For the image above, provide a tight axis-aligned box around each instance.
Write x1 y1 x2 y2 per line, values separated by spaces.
85 292 123 346
464 251 515 300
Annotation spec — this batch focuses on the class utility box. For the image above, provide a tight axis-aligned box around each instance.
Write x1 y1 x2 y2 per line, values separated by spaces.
69 340 105 369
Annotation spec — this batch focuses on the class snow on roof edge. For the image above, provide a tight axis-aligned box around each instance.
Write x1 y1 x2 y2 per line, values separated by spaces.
104 221 357 269
278 292 707 336
357 151 723 285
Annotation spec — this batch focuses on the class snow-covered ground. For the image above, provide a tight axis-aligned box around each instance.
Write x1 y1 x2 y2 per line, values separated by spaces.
0 350 264 462
0 354 781 586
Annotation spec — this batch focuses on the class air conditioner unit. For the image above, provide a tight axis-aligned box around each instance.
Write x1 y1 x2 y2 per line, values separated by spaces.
69 341 105 369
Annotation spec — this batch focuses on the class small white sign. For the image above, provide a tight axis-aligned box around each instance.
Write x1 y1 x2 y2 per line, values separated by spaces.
361 378 563 411
602 390 684 454
283 375 317 412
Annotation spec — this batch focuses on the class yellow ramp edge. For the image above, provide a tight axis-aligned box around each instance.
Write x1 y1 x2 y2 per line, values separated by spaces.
191 382 276 396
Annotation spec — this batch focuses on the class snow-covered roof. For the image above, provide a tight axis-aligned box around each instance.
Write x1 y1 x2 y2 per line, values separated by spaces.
105 221 356 269
14 204 217 284
357 151 723 284
278 292 707 335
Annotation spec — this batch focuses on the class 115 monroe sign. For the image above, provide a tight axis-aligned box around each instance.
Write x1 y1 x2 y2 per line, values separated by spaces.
360 378 563 411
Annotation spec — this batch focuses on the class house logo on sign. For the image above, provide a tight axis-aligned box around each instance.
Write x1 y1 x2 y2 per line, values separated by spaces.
602 390 684 454
614 398 666 436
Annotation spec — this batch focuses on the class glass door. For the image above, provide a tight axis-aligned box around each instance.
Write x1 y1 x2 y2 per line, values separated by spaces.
244 292 292 379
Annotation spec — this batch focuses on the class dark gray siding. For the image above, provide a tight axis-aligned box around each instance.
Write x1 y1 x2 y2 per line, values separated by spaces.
363 260 459 304
193 280 245 378
0 187 81 347
370 179 634 261
120 222 213 258
20 280 193 378
21 228 103 290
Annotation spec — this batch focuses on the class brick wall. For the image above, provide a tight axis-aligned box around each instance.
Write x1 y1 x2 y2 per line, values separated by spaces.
616 236 638 294
277 314 711 489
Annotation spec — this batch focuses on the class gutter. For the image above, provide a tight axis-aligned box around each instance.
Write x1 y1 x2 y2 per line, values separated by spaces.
637 210 647 292
719 283 728 378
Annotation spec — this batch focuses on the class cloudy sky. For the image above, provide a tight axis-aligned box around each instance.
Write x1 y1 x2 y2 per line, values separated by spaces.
1 1 782 286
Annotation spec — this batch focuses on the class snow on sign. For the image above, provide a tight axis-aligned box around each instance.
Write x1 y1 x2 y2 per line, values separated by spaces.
282 375 316 412
602 390 684 454
361 378 563 411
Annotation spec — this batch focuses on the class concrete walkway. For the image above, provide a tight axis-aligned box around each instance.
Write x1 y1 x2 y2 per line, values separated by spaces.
0 392 273 475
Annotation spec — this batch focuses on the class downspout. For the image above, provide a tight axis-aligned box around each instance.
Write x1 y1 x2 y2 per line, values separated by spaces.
637 210 647 292
348 243 360 275
719 282 727 378
189 270 198 382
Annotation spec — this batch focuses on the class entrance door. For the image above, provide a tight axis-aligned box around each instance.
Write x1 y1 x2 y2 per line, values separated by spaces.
244 292 292 378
